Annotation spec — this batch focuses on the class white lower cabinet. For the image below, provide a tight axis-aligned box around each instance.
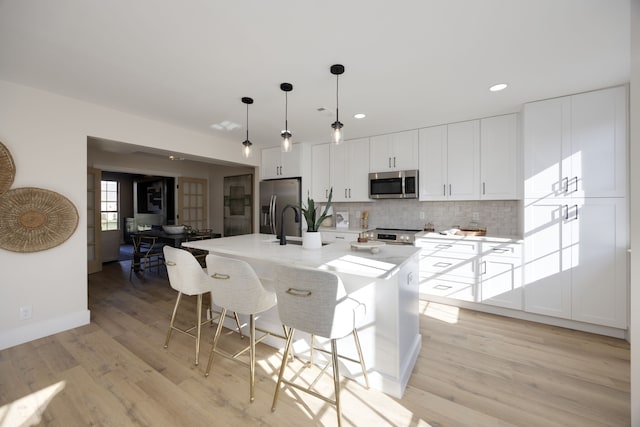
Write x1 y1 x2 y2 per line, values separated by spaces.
417 238 479 302
418 237 523 309
524 197 628 328
478 243 523 310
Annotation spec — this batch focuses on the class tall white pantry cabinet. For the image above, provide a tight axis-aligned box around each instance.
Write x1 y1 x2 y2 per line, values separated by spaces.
522 85 628 329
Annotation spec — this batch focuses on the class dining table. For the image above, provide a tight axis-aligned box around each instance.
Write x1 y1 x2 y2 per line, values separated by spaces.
130 229 221 248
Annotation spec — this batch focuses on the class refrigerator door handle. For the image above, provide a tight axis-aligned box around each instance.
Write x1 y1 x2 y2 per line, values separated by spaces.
270 195 277 235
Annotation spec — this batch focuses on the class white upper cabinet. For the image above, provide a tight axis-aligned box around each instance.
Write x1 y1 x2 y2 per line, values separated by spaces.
419 120 480 200
418 125 447 200
447 120 480 200
261 144 302 180
310 143 331 202
570 87 627 198
370 130 419 172
480 114 520 200
332 138 370 201
524 86 627 199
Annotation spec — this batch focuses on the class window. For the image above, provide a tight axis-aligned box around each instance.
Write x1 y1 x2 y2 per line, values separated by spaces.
101 180 119 231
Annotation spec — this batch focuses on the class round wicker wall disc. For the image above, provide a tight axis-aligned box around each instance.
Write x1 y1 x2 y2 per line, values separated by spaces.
0 187 79 252
0 141 16 195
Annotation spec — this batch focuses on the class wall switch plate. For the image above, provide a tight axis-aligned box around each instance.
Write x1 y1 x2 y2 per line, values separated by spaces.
19 305 32 320
419 211 425 220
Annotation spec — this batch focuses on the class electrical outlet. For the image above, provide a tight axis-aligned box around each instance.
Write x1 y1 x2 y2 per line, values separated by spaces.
419 211 425 220
472 212 480 221
19 305 32 320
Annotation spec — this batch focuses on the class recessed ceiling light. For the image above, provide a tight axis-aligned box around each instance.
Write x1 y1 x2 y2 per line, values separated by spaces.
489 83 508 92
354 113 366 119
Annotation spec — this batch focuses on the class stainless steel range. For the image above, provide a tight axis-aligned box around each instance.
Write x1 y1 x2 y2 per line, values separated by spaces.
365 228 422 245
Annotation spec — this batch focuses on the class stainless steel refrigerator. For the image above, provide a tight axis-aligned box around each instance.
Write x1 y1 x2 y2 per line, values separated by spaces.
259 177 302 238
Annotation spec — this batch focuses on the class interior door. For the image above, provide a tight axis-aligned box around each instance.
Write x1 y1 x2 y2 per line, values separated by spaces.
87 167 102 274
178 177 208 231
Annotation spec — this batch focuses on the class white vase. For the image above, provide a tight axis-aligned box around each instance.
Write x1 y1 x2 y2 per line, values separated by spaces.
302 231 322 249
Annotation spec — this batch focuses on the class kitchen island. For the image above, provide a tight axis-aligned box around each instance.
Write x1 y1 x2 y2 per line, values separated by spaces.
182 233 421 398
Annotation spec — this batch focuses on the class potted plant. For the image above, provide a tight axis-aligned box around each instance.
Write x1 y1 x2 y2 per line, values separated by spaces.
300 188 332 249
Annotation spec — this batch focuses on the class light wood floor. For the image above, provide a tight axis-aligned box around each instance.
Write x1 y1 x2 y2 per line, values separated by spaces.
0 261 630 426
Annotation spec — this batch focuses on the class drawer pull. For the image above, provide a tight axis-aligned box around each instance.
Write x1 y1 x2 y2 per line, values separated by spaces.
434 285 452 290
435 244 453 249
434 262 452 268
492 248 509 254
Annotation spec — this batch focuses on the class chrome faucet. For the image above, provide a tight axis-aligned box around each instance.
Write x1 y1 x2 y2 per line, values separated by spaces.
279 204 300 245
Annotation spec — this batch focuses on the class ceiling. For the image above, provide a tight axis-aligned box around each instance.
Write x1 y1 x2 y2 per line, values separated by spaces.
0 0 630 157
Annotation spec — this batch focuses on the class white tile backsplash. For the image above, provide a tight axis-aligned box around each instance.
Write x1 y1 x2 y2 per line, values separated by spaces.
331 199 522 238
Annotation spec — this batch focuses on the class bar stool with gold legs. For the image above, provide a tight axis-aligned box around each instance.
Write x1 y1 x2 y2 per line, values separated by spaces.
271 265 369 427
163 246 243 366
204 253 278 402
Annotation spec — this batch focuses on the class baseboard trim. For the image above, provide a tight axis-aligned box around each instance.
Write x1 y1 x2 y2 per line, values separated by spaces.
0 309 91 350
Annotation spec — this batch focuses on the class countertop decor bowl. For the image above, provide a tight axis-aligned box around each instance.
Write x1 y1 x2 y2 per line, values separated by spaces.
162 225 185 234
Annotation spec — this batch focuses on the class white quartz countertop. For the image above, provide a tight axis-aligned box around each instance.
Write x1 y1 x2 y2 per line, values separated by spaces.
182 233 420 280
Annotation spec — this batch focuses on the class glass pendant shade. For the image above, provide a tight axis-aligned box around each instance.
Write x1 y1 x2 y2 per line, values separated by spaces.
281 130 292 152
331 121 344 145
242 140 252 158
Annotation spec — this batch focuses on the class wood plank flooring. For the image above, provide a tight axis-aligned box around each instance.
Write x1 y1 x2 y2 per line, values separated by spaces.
0 260 630 426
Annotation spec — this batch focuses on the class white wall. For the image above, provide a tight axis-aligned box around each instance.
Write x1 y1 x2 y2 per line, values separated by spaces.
0 80 258 350
630 0 639 424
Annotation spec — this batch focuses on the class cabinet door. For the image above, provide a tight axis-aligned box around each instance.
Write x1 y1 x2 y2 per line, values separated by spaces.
480 114 519 200
280 143 302 178
261 146 282 179
331 142 350 202
332 138 369 201
523 97 572 199
389 130 419 170
571 198 627 328
311 144 331 202
479 243 523 310
418 125 448 200
523 201 572 319
370 130 418 172
447 120 480 200
369 134 392 172
570 86 627 198
346 138 370 201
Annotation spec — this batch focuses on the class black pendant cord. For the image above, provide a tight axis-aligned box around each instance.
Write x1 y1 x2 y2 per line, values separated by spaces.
285 91 288 132
335 73 340 124
246 103 249 141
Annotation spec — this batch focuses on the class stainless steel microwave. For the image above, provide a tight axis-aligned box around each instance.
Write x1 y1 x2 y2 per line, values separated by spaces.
368 170 418 199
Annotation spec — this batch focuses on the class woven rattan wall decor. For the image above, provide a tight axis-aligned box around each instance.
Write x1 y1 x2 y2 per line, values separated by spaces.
0 187 79 252
0 141 16 195
0 141 80 252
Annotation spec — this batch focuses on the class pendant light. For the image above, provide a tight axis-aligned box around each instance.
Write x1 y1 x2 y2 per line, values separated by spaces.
241 97 253 158
330 64 345 145
280 83 293 152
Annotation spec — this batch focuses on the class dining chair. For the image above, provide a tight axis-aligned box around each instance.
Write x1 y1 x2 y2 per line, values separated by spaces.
271 265 369 427
204 253 278 402
163 246 243 366
129 235 164 281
